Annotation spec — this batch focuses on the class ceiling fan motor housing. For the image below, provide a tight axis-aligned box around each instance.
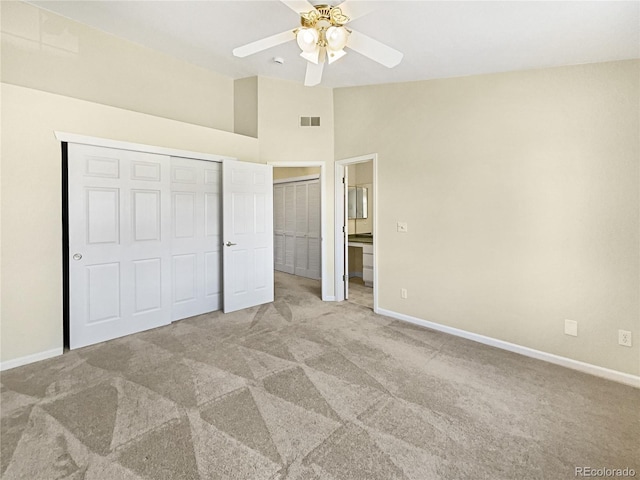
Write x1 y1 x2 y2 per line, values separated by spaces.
300 5 350 29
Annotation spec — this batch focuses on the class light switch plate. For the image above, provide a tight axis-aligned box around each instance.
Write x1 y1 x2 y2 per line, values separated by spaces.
397 222 408 233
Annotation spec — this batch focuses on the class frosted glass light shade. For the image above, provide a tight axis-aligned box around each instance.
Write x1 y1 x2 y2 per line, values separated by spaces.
296 28 319 53
326 26 348 51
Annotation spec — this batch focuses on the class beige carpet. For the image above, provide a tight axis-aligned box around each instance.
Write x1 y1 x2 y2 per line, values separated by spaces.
348 278 373 309
1 272 638 479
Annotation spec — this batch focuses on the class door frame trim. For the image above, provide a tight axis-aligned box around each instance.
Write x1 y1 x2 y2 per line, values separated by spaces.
61 142 70 349
268 161 329 301
334 154 378 312
273 174 320 184
55 131 234 163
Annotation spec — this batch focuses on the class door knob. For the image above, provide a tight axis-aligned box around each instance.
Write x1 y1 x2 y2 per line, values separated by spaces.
225 242 237 247
73 253 83 260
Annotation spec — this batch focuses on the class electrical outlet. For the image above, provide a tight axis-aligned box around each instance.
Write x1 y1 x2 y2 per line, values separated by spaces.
397 222 408 233
618 330 632 347
401 288 408 299
564 319 578 337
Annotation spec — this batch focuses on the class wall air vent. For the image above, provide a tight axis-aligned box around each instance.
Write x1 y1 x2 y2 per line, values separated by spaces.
300 116 321 127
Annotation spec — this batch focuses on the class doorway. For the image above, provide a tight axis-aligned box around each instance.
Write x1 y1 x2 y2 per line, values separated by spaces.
273 170 321 280
334 154 378 312
269 162 327 301
346 160 374 309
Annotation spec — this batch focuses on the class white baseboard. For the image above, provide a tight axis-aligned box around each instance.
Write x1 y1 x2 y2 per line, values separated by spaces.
323 295 336 301
378 308 640 389
0 348 63 372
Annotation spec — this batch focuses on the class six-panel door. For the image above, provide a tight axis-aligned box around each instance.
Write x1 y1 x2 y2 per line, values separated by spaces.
69 145 272 348
170 157 222 321
68 144 172 349
222 160 274 313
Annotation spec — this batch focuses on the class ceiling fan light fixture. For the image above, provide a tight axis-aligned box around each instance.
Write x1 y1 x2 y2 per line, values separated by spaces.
232 1 403 87
326 26 348 51
296 28 319 53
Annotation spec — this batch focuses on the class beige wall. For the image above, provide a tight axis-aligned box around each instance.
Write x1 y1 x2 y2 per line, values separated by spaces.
234 76 258 138
258 76 336 295
273 166 321 180
334 60 640 375
257 76 334 164
0 2 342 365
355 161 373 184
1 1 234 131
0 83 258 363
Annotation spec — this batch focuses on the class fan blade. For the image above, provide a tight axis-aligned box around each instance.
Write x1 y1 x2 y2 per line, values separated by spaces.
280 0 315 14
347 29 403 68
233 30 295 58
304 61 324 87
339 2 379 22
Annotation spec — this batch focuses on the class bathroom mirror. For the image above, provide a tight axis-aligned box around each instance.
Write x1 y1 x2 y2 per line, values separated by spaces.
348 186 368 219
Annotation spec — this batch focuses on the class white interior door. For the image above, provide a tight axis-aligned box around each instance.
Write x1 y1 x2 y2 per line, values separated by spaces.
333 163 348 302
68 144 171 349
170 157 222 321
342 167 349 300
273 184 295 275
223 160 274 313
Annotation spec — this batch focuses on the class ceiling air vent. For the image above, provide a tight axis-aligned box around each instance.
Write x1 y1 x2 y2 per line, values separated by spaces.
300 116 321 127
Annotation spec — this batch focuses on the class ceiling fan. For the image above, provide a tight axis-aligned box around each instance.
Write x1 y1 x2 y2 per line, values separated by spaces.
232 0 403 87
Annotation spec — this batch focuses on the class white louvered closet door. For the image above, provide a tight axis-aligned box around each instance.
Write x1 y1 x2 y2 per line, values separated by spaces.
273 185 286 272
273 184 296 275
284 185 296 274
274 184 296 274
306 181 321 279
273 179 320 280
294 183 309 277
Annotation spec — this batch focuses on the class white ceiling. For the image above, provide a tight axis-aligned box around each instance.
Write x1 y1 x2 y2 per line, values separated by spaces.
28 0 640 88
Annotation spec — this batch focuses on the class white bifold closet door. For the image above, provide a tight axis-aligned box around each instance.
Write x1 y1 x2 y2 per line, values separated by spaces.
69 144 272 349
274 179 320 280
170 157 222 321
68 144 173 349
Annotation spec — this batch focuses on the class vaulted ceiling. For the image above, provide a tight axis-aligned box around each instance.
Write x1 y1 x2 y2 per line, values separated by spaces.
29 1 640 88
